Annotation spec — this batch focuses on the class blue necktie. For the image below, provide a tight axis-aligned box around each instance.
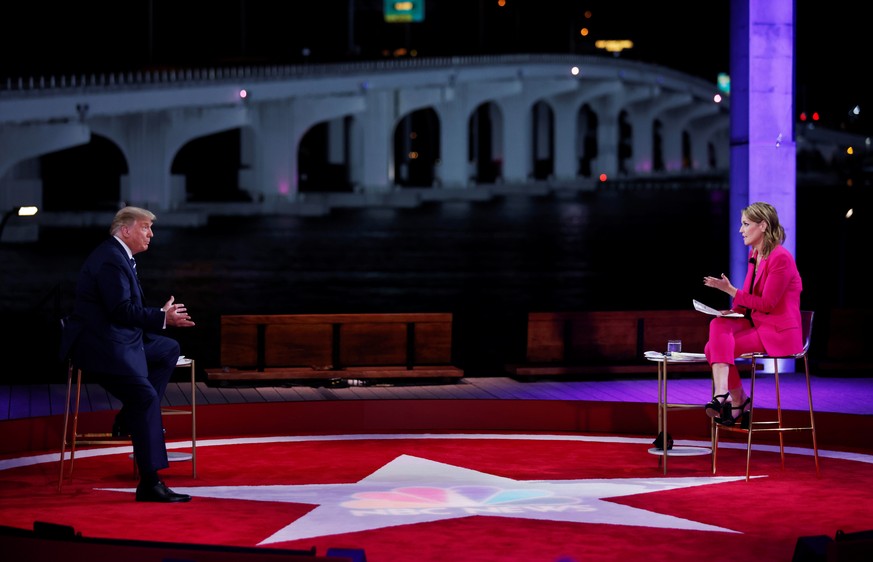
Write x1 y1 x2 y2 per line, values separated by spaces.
130 257 144 298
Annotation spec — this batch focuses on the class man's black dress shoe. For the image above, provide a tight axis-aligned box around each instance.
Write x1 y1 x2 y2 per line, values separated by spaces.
136 480 192 503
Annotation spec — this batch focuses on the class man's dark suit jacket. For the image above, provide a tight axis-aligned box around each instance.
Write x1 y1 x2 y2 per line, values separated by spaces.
60 237 166 373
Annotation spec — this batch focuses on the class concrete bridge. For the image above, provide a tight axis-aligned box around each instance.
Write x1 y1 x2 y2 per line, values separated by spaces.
0 54 861 240
0 55 732 222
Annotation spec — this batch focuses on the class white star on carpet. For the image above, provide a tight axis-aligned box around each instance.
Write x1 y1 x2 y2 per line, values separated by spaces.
102 454 745 544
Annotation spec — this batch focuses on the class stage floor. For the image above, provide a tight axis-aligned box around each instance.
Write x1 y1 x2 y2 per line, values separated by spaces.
3 373 873 422
2 372 872 561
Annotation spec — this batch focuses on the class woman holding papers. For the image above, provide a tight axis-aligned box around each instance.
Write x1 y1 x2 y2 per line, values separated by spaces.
701 202 803 427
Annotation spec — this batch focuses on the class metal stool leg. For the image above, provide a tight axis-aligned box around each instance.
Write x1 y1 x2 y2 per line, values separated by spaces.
57 361 74 491
190 359 197 478
803 356 821 476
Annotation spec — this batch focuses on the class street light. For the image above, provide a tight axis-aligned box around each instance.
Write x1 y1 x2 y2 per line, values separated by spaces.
0 205 39 242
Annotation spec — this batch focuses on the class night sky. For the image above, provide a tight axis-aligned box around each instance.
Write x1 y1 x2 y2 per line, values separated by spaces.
1 1 869 133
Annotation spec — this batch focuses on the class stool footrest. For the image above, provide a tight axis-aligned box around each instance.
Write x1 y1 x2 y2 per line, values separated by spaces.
75 434 132 445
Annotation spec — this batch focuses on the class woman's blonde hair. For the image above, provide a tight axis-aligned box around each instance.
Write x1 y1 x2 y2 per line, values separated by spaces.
742 201 785 256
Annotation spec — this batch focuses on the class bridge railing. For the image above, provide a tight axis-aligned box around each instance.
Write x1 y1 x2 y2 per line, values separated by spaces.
0 53 706 96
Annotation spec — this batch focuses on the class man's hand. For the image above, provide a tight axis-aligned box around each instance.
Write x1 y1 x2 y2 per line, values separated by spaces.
162 295 195 327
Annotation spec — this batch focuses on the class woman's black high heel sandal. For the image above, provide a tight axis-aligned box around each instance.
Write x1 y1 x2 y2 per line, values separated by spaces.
717 397 751 429
705 392 730 418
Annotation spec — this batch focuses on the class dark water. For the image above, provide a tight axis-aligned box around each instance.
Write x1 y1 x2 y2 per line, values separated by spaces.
1 184 866 381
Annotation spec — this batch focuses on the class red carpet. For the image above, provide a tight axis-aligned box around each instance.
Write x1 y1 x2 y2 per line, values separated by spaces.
2 431 872 561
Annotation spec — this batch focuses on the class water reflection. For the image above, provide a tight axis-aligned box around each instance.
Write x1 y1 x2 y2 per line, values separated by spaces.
1 184 866 379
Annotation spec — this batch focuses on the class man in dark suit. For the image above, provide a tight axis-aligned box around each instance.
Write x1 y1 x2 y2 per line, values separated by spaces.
60 206 196 502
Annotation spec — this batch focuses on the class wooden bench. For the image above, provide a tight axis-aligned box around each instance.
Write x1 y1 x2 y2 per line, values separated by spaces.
205 313 463 384
506 310 713 378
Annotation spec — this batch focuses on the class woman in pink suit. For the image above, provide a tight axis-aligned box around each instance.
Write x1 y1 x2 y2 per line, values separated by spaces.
702 202 803 427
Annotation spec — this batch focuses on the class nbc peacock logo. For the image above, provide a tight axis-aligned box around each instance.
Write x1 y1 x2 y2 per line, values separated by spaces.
342 485 593 516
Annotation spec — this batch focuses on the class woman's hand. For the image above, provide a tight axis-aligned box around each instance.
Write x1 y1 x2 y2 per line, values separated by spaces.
703 273 737 297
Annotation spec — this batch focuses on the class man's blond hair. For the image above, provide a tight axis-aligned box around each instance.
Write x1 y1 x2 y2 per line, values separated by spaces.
110 206 155 236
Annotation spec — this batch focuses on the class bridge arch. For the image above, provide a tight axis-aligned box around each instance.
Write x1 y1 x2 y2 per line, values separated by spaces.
0 54 744 216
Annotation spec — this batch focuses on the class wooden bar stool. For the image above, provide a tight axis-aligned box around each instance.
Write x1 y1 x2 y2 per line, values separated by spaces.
712 310 819 481
58 356 197 491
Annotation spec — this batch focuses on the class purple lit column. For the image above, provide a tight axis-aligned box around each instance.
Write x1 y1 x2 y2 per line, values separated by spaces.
729 0 796 369
729 0 796 275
